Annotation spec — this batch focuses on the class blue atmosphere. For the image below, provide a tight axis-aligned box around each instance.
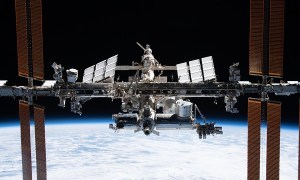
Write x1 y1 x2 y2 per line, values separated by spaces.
0 117 298 131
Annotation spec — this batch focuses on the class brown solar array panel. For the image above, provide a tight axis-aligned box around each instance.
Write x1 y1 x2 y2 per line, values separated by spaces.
266 101 281 180
15 0 44 80
249 0 264 76
269 0 284 77
31 0 44 81
19 101 32 180
247 99 261 180
34 106 47 180
15 0 29 78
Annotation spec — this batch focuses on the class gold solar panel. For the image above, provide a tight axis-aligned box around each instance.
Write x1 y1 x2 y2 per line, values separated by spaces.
15 0 29 78
15 0 44 81
248 98 261 180
19 101 32 180
269 0 284 77
249 0 264 76
34 106 47 180
266 101 281 180
31 0 44 81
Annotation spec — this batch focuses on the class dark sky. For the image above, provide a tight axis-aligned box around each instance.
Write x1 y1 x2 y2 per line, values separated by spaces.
0 0 299 124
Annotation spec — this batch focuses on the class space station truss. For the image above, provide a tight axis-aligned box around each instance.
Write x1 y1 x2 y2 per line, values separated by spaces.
82 55 118 83
176 56 216 83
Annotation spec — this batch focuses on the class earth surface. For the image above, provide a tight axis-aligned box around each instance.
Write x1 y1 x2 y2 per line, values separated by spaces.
0 119 298 180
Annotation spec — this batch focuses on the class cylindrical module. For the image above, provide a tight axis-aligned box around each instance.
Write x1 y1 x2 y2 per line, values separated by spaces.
176 99 193 117
155 113 193 130
112 113 139 129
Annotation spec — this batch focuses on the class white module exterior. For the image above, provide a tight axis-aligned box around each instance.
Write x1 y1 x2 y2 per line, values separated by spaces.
162 97 176 114
66 69 78 83
176 99 193 117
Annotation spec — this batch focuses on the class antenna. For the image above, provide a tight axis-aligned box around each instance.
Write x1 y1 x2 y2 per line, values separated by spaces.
194 104 206 123
136 42 146 51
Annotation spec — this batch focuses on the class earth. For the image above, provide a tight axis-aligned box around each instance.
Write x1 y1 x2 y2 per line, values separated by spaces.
0 119 298 180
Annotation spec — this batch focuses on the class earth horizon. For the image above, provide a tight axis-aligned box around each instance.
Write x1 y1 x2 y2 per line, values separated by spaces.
0 119 298 180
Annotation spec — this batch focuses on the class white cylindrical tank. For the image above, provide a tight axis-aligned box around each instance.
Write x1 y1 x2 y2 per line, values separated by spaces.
163 97 176 114
66 69 78 83
176 99 193 117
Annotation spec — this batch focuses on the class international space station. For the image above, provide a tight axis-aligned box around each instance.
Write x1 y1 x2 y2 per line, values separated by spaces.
0 0 299 180
81 43 223 137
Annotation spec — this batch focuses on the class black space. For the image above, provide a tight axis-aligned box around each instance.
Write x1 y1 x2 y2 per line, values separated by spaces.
0 0 299 124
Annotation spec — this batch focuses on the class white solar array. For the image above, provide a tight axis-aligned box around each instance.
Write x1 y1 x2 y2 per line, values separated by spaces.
83 65 95 83
176 56 216 83
0 80 7 86
82 54 118 83
176 62 191 83
202 56 216 81
104 55 118 79
93 60 106 83
42 80 56 87
189 59 203 83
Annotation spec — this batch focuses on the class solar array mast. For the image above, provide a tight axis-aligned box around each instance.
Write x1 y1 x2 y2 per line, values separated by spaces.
248 0 285 179
15 0 47 179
